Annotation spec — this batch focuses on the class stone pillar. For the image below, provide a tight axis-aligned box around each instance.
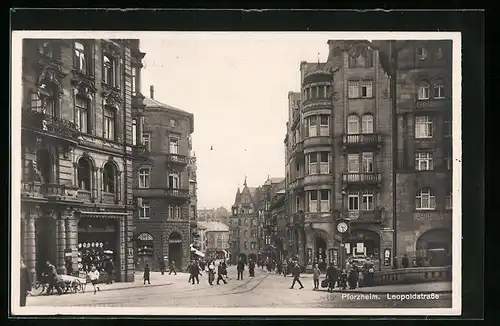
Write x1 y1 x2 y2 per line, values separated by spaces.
24 208 38 282
92 167 98 201
64 211 78 275
117 171 122 203
138 117 144 142
56 214 67 274
98 167 103 203
73 162 78 188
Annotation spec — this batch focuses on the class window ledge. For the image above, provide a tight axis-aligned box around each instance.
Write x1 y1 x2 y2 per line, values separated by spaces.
415 208 437 212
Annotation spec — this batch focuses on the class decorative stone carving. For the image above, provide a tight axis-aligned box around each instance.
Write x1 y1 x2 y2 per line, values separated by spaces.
102 40 123 58
71 77 96 100
102 89 123 109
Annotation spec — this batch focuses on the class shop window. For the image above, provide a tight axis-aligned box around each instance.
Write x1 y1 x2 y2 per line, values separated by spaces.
77 158 92 191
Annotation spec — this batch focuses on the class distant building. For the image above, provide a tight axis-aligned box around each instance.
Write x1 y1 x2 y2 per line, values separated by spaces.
132 85 195 272
198 221 230 260
197 207 230 224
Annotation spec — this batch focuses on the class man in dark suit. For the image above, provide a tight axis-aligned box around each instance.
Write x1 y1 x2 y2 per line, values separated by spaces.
20 258 31 307
236 258 245 280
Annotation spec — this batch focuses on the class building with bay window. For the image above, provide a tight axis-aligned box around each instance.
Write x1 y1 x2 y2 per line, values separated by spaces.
20 38 142 282
131 85 195 272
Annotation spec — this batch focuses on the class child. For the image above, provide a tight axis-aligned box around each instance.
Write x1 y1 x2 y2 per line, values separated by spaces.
87 265 100 295
312 264 320 290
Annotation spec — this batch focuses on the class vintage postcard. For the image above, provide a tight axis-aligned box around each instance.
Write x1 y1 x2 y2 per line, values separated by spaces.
10 31 461 316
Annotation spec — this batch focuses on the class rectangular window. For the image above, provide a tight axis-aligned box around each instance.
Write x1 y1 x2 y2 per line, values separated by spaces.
361 81 373 98
103 54 114 86
74 41 87 74
31 92 43 112
415 116 433 139
139 200 150 219
318 86 325 98
103 108 115 140
169 137 179 154
168 174 180 189
142 133 151 151
138 168 150 188
308 153 318 175
320 190 330 212
75 96 89 134
415 152 434 171
362 152 374 173
444 119 451 138
132 119 137 145
309 191 318 212
348 154 360 173
319 115 329 136
131 67 137 96
308 116 317 137
416 190 436 210
361 191 374 210
348 192 359 211
348 81 359 98
296 196 300 212
418 84 430 100
434 83 445 99
320 152 330 174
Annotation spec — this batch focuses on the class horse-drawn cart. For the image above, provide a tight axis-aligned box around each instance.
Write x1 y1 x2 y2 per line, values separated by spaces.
30 273 86 296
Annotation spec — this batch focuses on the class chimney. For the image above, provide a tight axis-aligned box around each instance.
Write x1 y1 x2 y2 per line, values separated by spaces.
150 85 154 99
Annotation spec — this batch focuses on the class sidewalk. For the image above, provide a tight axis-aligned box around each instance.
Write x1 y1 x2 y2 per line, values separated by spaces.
329 281 452 294
86 271 186 293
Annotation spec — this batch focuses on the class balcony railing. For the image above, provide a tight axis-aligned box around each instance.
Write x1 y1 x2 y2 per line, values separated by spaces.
165 188 190 199
22 109 80 142
166 153 189 165
342 134 382 148
21 182 82 200
342 173 381 185
343 209 383 223
77 190 92 201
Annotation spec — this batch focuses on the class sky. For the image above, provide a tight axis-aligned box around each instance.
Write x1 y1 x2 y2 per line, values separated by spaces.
139 33 330 210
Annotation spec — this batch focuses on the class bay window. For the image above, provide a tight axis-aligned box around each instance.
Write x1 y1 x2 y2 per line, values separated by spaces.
319 152 330 174
308 191 318 212
320 190 330 212
308 153 318 175
308 116 317 137
319 115 329 136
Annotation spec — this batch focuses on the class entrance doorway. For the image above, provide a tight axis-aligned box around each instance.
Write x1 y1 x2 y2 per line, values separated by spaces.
416 229 451 267
35 217 57 277
168 232 182 270
136 232 154 271
315 237 327 271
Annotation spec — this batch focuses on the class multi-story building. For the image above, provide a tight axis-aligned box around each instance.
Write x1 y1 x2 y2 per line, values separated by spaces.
198 221 230 259
228 179 261 264
20 38 140 282
132 85 194 272
188 153 200 250
285 40 395 271
259 177 285 262
282 39 453 271
376 40 453 267
198 207 230 224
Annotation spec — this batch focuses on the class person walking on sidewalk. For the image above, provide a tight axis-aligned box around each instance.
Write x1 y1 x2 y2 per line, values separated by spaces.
282 259 288 277
289 262 304 289
169 260 177 275
312 264 320 290
248 259 255 277
216 262 228 285
236 258 245 280
191 261 201 285
326 263 338 293
207 261 215 285
88 265 101 294
159 256 166 275
143 263 151 285
20 257 31 307
105 259 114 284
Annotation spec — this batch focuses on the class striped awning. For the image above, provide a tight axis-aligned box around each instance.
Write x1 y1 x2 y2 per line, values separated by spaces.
78 211 128 219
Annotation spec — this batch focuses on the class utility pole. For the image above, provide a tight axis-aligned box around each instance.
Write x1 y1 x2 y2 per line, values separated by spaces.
390 40 399 268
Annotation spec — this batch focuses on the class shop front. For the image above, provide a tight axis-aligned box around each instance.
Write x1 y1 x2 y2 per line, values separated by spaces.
415 228 452 267
168 232 183 270
136 232 154 271
77 217 120 280
345 229 381 270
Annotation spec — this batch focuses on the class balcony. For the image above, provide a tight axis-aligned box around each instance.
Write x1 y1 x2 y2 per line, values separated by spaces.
22 109 80 145
166 153 190 165
165 188 190 200
101 192 116 204
304 135 333 149
342 134 382 150
302 99 332 112
343 209 383 223
342 173 381 187
21 182 80 201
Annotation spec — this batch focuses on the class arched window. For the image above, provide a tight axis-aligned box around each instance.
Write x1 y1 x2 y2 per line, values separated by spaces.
77 158 92 191
168 173 180 189
361 115 374 134
415 188 436 210
103 162 116 193
347 115 360 134
36 149 53 183
74 41 87 73
433 79 445 99
417 81 430 100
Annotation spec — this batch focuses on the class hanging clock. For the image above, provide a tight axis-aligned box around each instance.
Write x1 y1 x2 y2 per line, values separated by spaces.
337 222 348 233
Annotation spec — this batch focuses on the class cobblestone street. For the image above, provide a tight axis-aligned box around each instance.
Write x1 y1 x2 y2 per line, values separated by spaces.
26 266 452 308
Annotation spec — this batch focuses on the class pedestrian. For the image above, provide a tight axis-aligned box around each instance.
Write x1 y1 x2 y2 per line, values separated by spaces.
169 260 177 275
191 261 201 285
289 261 304 289
88 265 101 294
358 269 364 287
207 261 215 285
402 254 409 268
339 269 348 290
326 263 338 292
248 259 255 277
312 264 320 290
236 258 245 280
216 262 228 285
143 263 151 285
20 258 31 307
45 261 63 295
105 258 114 284
348 268 358 290
159 256 166 275
283 260 288 277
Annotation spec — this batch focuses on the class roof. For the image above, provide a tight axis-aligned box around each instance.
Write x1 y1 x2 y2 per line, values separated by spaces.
143 97 194 133
197 221 229 232
264 177 285 186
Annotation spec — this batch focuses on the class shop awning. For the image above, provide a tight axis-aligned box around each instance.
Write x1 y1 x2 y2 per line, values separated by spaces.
190 245 205 258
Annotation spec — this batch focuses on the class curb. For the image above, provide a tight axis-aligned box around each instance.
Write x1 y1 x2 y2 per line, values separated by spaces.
329 290 452 295
85 282 173 293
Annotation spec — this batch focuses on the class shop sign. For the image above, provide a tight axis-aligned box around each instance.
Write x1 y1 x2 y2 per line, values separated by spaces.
416 100 445 109
413 212 445 221
384 248 391 266
307 248 312 265
169 239 182 244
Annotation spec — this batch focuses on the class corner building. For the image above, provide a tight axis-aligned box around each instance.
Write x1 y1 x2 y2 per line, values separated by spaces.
132 86 194 272
20 38 140 282
285 40 395 271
